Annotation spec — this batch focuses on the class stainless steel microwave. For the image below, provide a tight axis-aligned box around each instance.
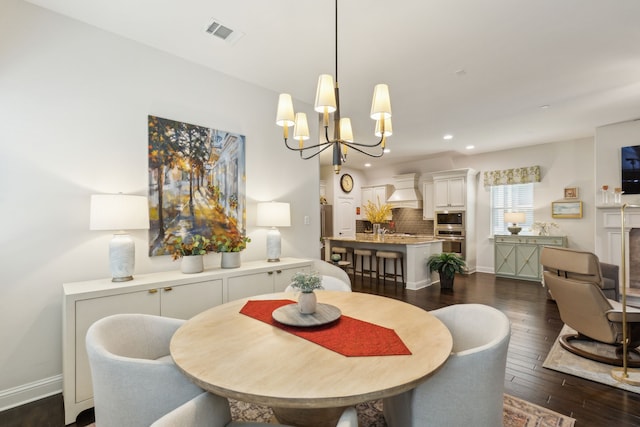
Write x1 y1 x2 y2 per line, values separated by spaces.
435 211 464 228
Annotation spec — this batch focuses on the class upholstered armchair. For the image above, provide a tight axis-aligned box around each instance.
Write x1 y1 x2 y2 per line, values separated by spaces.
542 246 620 301
85 314 204 427
383 304 511 427
151 391 359 427
541 246 640 366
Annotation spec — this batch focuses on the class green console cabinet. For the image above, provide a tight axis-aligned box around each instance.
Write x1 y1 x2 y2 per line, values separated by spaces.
494 235 567 281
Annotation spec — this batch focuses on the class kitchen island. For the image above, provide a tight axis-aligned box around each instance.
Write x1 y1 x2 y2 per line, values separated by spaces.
324 234 443 290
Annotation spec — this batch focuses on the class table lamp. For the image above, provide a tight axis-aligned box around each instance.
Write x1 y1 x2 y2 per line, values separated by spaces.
504 212 526 235
90 194 150 282
256 201 291 262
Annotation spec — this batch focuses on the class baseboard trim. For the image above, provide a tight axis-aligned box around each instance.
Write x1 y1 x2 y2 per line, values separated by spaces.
0 375 62 412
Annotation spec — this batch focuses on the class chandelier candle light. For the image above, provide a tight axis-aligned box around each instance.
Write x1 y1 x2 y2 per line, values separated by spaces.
275 0 392 174
256 201 291 262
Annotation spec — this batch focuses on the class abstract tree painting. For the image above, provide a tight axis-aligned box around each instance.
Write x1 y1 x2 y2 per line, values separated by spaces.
148 115 246 256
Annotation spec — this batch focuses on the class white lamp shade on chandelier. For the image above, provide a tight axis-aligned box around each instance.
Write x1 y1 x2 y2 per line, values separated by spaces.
256 202 291 262
504 212 526 235
90 194 149 282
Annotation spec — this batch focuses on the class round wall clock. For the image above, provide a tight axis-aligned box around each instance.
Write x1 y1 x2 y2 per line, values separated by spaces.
340 174 354 193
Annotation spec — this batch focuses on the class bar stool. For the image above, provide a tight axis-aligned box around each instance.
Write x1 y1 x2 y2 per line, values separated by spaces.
376 250 405 288
331 246 354 279
353 248 375 285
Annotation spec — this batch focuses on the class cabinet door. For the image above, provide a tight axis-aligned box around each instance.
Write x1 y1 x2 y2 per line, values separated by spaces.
75 291 159 403
361 187 374 207
447 177 466 207
433 180 450 208
423 182 434 220
515 244 540 280
274 266 311 291
495 242 517 276
160 279 223 319
228 272 275 301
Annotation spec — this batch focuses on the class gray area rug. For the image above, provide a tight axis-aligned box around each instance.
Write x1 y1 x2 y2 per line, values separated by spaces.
543 324 640 394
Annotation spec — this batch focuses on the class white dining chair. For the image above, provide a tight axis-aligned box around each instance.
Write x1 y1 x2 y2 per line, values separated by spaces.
312 259 352 287
285 274 351 292
85 313 204 427
383 304 511 427
151 391 359 427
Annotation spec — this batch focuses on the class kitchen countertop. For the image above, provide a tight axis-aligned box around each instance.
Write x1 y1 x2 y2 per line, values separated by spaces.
326 234 439 245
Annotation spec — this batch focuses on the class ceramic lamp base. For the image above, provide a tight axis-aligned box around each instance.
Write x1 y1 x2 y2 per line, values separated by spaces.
109 233 135 282
508 226 522 235
266 227 281 262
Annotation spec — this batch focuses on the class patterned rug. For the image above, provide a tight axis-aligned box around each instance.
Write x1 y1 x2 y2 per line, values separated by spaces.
229 394 575 427
84 394 574 426
543 324 640 394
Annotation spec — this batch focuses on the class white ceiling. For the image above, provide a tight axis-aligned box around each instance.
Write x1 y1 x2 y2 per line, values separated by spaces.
25 0 640 169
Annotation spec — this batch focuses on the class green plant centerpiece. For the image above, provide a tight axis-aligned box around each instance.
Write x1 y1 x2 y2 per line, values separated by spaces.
290 271 323 314
290 271 323 293
427 252 467 290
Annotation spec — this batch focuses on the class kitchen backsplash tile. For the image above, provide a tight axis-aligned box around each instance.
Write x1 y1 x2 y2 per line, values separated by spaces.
357 208 434 235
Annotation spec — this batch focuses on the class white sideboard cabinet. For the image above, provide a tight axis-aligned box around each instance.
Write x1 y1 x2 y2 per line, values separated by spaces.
62 257 312 425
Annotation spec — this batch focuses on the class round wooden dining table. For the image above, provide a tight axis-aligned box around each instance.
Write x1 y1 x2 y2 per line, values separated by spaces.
170 291 452 427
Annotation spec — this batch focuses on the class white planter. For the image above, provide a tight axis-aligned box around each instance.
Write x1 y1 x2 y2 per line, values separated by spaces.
298 291 317 314
221 252 241 269
181 255 204 274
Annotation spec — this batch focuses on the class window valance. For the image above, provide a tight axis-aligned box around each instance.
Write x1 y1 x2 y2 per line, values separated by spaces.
483 165 541 187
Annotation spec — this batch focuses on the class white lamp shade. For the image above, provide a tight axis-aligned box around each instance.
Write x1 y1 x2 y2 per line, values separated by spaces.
256 202 291 227
314 74 337 113
293 112 310 140
375 118 393 137
504 212 526 224
339 118 354 142
90 194 149 231
370 83 392 120
276 93 295 127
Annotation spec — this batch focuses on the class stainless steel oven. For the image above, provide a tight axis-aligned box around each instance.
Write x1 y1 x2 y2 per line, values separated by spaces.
435 211 465 258
435 211 464 228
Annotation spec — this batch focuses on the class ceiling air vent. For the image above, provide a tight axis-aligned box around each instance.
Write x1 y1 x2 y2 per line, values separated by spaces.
206 19 245 45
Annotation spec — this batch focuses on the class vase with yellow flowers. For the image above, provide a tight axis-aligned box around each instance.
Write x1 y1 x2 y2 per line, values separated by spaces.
363 197 392 239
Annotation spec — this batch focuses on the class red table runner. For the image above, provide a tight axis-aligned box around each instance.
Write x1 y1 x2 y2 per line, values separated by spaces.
240 299 412 357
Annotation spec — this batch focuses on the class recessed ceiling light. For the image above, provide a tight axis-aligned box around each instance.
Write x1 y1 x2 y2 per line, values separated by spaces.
465 145 475 150
443 134 453 140
383 148 391 153
364 163 372 168
540 104 550 109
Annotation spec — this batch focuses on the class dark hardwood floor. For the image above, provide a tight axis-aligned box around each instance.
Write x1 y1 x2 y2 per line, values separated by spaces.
4 272 640 426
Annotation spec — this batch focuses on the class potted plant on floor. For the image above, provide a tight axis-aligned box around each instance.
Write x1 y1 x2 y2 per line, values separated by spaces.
427 252 466 290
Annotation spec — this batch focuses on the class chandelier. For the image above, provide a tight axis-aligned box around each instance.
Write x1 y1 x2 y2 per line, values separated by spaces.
275 0 393 174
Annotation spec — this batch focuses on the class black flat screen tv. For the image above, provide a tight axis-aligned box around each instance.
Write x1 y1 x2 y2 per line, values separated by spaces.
621 145 640 194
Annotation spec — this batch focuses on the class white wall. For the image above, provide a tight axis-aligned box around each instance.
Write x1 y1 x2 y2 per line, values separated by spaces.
361 138 596 273
0 0 319 408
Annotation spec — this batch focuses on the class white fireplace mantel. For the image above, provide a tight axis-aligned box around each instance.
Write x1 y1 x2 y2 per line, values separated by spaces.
598 205 640 229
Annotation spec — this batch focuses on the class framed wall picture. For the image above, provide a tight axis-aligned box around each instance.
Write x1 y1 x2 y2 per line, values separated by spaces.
564 187 578 199
552 201 583 219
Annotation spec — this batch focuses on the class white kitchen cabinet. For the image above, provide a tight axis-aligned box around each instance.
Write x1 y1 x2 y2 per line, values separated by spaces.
360 185 393 220
62 258 312 425
433 176 465 208
422 181 434 220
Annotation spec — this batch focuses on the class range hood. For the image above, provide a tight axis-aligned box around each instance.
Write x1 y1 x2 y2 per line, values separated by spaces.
387 173 423 209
